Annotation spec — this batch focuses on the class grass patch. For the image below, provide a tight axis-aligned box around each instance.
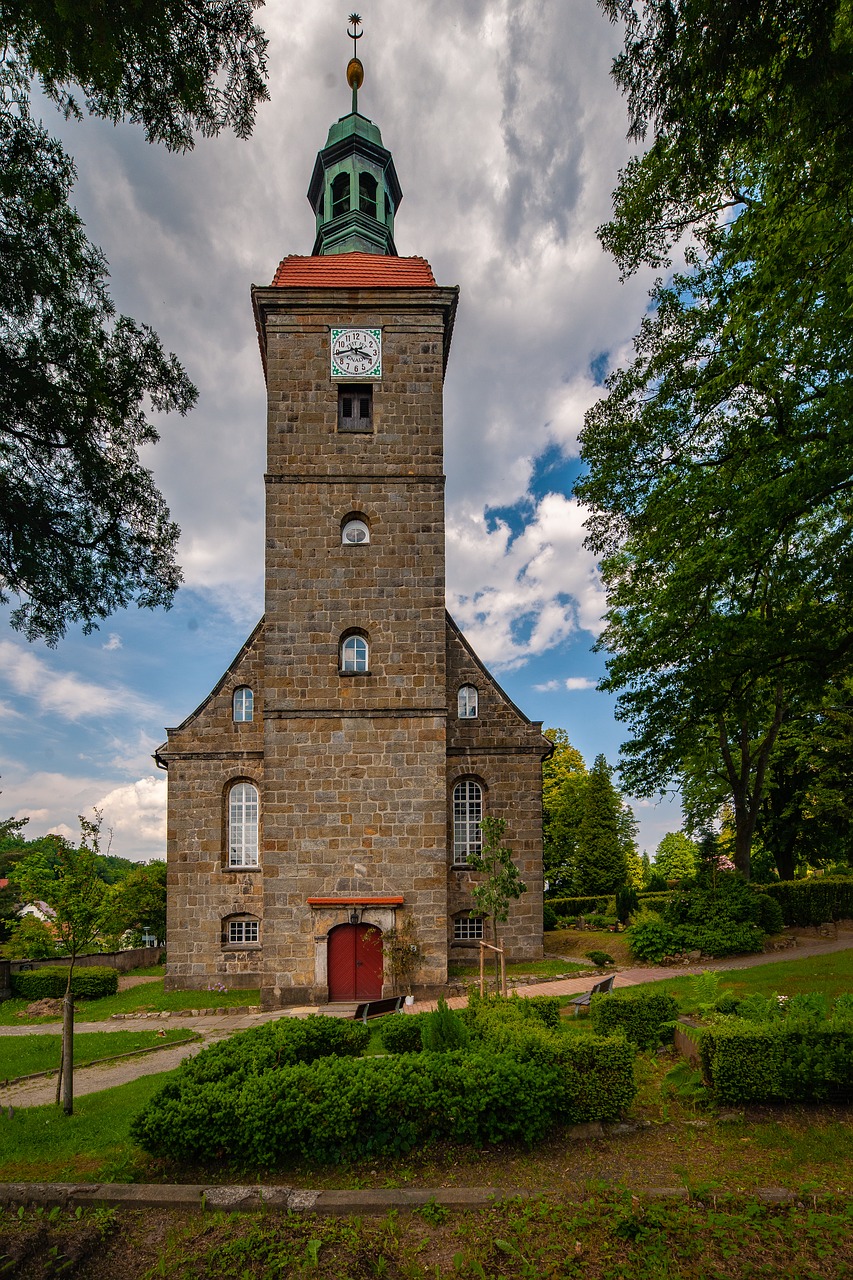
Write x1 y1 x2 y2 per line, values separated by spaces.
448 956 592 980
0 980 261 1025
0 1071 175 1182
625 948 853 1013
0 1029 198 1081
545 927 635 967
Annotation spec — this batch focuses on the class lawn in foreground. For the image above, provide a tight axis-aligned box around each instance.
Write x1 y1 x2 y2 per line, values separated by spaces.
0 980 261 1025
623 948 853 1011
0 1028 198 1081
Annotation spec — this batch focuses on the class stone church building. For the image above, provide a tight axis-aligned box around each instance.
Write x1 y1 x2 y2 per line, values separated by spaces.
157 47 551 1007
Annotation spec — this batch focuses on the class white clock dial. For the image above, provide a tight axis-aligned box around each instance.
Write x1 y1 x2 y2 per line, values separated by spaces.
331 328 381 378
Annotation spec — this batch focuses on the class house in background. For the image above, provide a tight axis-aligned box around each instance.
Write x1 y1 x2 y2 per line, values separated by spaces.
156 32 551 1007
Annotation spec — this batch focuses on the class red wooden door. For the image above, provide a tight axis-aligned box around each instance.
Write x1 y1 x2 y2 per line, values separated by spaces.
327 924 383 1001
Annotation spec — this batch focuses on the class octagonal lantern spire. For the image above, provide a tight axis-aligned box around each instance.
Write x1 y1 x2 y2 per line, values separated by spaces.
307 16 402 256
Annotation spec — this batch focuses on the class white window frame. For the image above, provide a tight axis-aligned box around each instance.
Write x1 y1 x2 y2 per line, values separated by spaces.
228 781 259 868
233 686 253 722
457 685 478 719
340 633 369 673
342 518 370 545
454 915 484 941
227 918 259 945
453 779 483 866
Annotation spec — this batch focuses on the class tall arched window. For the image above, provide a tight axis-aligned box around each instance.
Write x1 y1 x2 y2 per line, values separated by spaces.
359 171 377 218
453 779 483 866
457 685 478 719
331 172 350 218
228 781 259 867
340 633 369 673
233 686 253 722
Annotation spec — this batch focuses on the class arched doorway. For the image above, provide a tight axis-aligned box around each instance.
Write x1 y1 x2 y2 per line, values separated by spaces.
327 923 383 1002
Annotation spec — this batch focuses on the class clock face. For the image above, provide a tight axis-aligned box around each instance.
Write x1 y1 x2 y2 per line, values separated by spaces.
331 328 382 378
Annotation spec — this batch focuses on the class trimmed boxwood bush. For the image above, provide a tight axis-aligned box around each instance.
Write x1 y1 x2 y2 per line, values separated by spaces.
12 965 119 1000
700 1023 853 1104
759 877 853 926
376 1013 427 1054
589 991 679 1049
131 999 637 1165
171 1014 370 1087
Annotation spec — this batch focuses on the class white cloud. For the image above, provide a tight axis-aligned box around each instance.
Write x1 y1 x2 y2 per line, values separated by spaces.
533 680 561 692
96 776 167 857
446 493 606 669
0 640 154 723
102 633 123 651
565 677 598 691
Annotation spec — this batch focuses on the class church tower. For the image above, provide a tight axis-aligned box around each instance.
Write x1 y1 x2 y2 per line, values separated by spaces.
159 23 550 1005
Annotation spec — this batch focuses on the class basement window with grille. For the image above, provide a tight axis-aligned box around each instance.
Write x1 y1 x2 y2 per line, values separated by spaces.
454 915 484 941
338 385 373 433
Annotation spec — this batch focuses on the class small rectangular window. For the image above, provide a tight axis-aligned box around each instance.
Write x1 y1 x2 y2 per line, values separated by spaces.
338 385 373 432
228 920 259 944
454 916 484 941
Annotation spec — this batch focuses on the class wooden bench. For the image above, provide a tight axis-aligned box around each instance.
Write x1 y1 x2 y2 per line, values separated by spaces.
353 995 405 1024
565 974 615 1016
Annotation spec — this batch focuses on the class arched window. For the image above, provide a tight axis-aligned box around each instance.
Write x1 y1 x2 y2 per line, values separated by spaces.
228 781 259 867
457 685 478 719
223 915 260 946
359 171 377 218
452 779 483 865
342 517 370 545
233 686 253 722
331 172 350 218
340 633 369 673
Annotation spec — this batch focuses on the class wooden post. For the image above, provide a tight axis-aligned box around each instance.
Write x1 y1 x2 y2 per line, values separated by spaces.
479 943 485 998
500 946 507 998
62 993 74 1115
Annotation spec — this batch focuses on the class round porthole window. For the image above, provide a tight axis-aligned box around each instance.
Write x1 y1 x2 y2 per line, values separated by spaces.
342 518 370 545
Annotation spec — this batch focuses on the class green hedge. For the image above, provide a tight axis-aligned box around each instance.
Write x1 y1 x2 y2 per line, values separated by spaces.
759 878 853 926
11 965 119 1000
376 1013 427 1054
132 1000 636 1165
170 1014 370 1087
589 991 679 1049
543 896 615 918
700 1023 853 1103
636 892 672 911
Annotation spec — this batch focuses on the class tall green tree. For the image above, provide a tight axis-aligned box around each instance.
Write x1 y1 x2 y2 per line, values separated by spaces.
541 728 587 895
582 0 853 878
1 2 268 642
104 860 167 946
574 754 628 895
654 831 698 882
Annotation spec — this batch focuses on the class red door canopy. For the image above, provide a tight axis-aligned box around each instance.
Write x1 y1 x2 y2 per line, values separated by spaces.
327 923 383 1002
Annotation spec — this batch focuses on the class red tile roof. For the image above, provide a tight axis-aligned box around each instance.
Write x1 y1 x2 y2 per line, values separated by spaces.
270 253 436 288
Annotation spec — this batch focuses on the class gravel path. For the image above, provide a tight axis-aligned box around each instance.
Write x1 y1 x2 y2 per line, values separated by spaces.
1 931 849 1109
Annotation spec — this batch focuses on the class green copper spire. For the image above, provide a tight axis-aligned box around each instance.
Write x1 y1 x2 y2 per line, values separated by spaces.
307 16 402 256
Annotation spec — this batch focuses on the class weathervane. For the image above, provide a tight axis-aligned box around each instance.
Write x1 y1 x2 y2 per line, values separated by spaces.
346 13 364 114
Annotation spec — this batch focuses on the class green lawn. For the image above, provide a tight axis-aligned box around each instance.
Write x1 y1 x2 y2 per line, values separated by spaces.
0 980 261 1025
0 1028 198 1081
624 948 853 1012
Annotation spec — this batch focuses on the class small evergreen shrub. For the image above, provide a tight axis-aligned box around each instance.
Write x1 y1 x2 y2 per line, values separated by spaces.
421 997 470 1051
543 902 559 931
589 991 679 1049
615 886 639 923
172 1014 370 1088
11 965 119 1000
377 1013 427 1054
585 950 614 968
753 893 784 934
700 1022 853 1104
626 911 679 963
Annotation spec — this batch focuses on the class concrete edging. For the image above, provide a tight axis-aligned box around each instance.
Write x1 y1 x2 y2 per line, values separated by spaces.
0 1182 844 1216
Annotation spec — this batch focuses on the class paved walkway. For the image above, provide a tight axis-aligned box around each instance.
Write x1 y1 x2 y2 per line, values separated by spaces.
1 931 849 1109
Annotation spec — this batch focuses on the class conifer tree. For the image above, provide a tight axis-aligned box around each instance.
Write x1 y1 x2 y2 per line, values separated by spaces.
574 755 628 895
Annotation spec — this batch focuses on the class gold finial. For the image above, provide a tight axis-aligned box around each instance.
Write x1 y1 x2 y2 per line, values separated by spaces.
346 14 364 112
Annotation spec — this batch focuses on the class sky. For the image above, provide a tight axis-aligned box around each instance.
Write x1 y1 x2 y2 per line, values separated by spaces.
0 0 685 860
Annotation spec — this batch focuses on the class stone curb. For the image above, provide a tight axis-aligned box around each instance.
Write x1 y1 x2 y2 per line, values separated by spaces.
0 1183 845 1216
110 1007 262 1020
1 1035 199 1087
